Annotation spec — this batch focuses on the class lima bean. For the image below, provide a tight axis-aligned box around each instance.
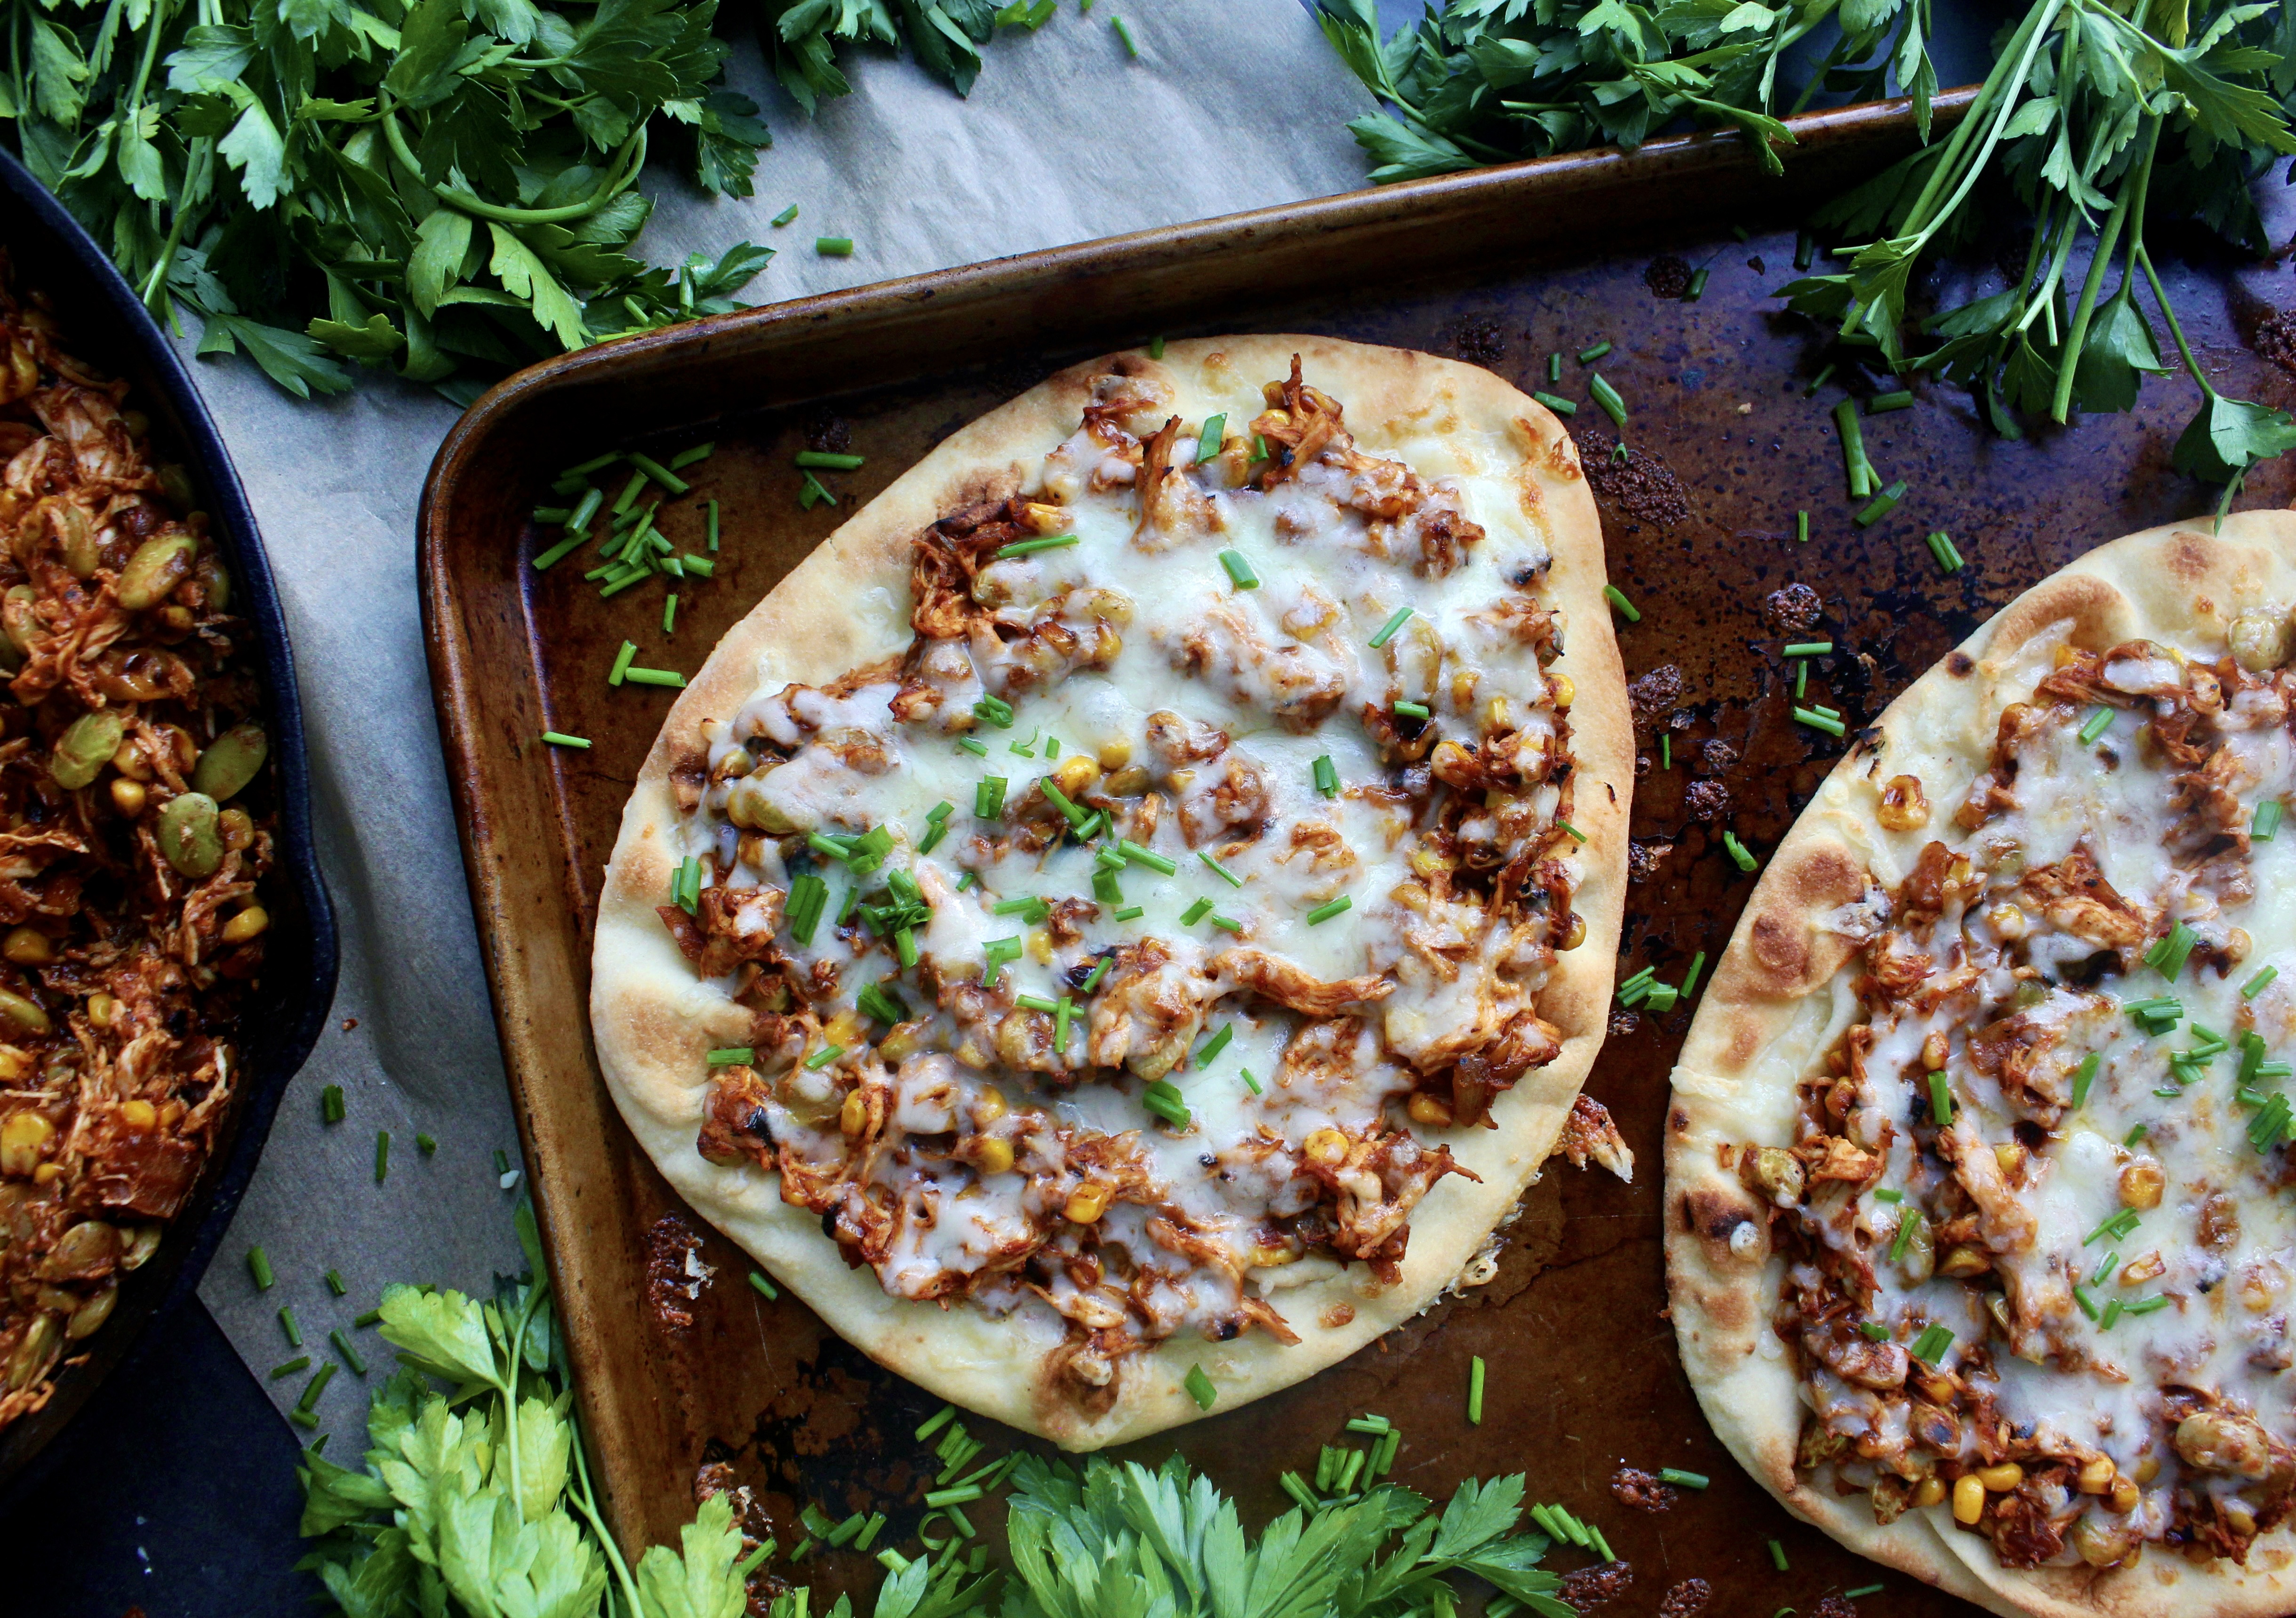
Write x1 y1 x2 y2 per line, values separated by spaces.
157 792 222 878
50 711 125 791
190 723 266 801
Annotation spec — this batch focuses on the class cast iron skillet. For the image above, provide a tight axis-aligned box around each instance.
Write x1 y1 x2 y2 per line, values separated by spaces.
0 144 339 1493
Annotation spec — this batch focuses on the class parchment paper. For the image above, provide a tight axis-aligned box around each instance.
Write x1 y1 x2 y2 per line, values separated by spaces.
189 0 1374 1437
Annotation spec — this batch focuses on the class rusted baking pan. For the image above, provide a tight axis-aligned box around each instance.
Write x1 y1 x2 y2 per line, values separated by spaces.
419 85 2296 1618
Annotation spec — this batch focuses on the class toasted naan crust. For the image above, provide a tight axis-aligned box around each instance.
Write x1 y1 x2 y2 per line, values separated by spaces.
591 336 1632 1449
1665 512 2296 1615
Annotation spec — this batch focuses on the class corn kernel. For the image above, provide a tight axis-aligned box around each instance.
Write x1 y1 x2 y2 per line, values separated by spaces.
1913 1475 1946 1509
2076 1456 2115 1494
1052 757 1100 798
1976 1462 2023 1491
32 1161 63 1185
1096 738 1132 771
1547 673 1574 710
1407 1093 1453 1128
118 1098 158 1130
1304 1128 1348 1165
839 1088 868 1136
972 1087 1008 1126
1027 929 1052 964
975 1137 1015 1175
0 928 49 965
1952 1474 1985 1524
1064 1183 1110 1223
2109 1475 2140 1514
221 906 270 945
1 1111 53 1176
110 778 146 816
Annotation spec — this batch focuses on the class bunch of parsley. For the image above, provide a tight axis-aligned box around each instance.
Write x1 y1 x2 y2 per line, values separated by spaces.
0 0 1032 402
294 1210 1579 1618
1318 0 2296 499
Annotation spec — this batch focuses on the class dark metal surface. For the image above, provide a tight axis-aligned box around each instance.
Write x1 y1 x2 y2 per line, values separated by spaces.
0 147 341 1497
421 91 2296 1617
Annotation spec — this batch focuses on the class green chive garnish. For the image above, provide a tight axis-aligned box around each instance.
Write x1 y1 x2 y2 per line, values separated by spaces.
375 1130 391 1183
1866 391 1913 413
994 534 1079 559
1783 641 1832 657
1602 584 1640 621
629 452 690 496
1533 391 1578 415
1928 1072 1953 1127
1556 821 1586 842
975 777 1007 819
1313 755 1339 798
249 1246 275 1289
1793 706 1846 737
816 237 855 256
624 667 687 689
1218 549 1259 588
2257 801 2283 841
1680 950 1706 997
1832 400 1875 497
1767 1540 1787 1571
749 1270 780 1299
1588 375 1627 430
1685 267 1709 300
1180 897 1213 926
2246 966 2278 998
1368 607 1413 648
2078 706 2113 745
1305 895 1352 925
1209 914 1242 934
1197 415 1226 463
1199 851 1242 888
1577 341 1611 363
1927 529 1965 574
1184 1364 1216 1409
297 1360 337 1413
331 1329 369 1377
707 1047 754 1067
1909 1325 1953 1365
1722 831 1757 872
803 1045 842 1071
1114 905 1143 921
279 1304 303 1346
773 203 799 226
1657 1468 1707 1489
2071 1051 2099 1107
1854 480 1908 527
1548 353 1562 383
1795 509 1809 544
1111 15 1139 55
1118 840 1177 875
532 530 588 570
1240 1068 1262 1095
1467 1355 1486 1424
270 1356 311 1379
1393 700 1430 720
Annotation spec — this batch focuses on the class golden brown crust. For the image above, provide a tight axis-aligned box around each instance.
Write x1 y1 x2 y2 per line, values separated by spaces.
591 336 1632 1449
1665 512 2296 1617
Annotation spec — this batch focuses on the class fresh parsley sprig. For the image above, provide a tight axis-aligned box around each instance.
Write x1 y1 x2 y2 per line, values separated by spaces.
1783 0 2296 509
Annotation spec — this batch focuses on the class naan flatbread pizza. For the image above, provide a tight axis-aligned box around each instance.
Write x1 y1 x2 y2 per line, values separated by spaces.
1668 512 2296 1615
592 336 1630 1448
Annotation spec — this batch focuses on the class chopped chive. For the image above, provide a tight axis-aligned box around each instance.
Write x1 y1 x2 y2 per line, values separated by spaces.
628 452 690 496
1368 607 1413 648
1795 661 1808 700
2143 921 2197 981
321 1085 345 1124
2072 1051 2099 1108
957 871 980 892
956 737 988 758
1588 375 1627 429
531 530 588 570
973 694 1015 729
1082 958 1112 994
1910 1325 1953 1365
994 534 1080 559
1685 268 1710 300
2246 966 2278 998
1548 353 1562 383
624 667 687 689
1393 700 1430 720
1182 1363 1218 1410
1148 335 1166 360
540 731 591 750
1793 706 1846 737
1208 913 1242 935
772 202 800 226
1722 831 1757 872
1783 641 1832 657
915 1405 957 1442
1843 1586 1882 1600
1199 851 1243 888
668 442 714 471
1555 820 1586 842
1926 529 1965 574
611 468 649 515
1111 15 1139 55
1853 479 1908 527
1015 993 1059 1014
815 237 855 256
561 451 619 480
2257 801 2283 841
1195 1024 1234 1065
704 499 720 553
1313 755 1339 798
1467 1355 1486 1424
1533 391 1579 415
2093 1250 2118 1287
415 1134 437 1157
1196 415 1227 463
2126 1294 2170 1315
1927 1071 1953 1127
1661 734 1671 769
1794 232 1816 270
270 1356 311 1379
1795 509 1809 544
1118 840 1178 876
1866 391 1913 413
975 777 1007 819
2073 1282 2099 1321
1113 905 1143 921
2085 1209 2140 1244
1577 341 1611 363
330 1329 368 1377
797 470 838 509
1804 361 1838 397
1602 584 1640 621
604 641 639 689
1767 1540 1787 1571
2078 705 2114 745
1143 1080 1190 1126
249 1246 275 1290
803 1044 843 1071
1680 950 1706 997
1657 1468 1708 1489
1305 895 1352 925
1832 400 1875 497
375 1129 392 1183
322 1268 347 1297
1872 1187 1902 1202
1889 1207 1917 1263
1217 549 1259 589
297 1361 338 1413
1240 1068 1262 1095
279 1305 303 1346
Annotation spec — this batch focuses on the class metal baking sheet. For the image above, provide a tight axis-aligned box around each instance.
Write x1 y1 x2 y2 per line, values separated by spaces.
419 88 2296 1616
